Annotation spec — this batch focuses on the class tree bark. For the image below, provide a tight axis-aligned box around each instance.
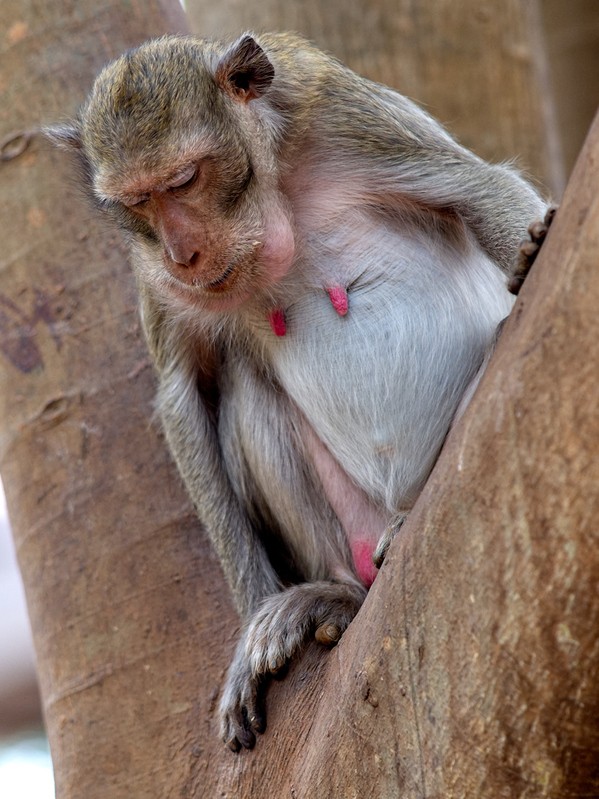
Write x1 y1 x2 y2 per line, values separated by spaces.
2 1 597 797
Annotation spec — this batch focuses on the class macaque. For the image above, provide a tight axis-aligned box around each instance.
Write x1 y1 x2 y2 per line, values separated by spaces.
48 32 546 751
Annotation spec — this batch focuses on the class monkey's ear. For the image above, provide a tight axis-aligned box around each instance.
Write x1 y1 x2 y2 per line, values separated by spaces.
43 123 83 150
215 35 275 102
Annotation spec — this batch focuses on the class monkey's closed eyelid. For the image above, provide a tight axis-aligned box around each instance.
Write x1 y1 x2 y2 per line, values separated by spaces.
169 165 198 190
120 193 150 208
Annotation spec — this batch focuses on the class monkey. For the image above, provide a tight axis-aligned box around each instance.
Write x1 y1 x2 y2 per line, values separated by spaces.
47 32 547 751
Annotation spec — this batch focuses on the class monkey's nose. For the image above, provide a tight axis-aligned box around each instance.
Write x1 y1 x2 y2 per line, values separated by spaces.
167 247 200 268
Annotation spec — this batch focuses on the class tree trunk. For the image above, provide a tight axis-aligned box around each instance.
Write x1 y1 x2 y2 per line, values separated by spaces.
2 1 597 797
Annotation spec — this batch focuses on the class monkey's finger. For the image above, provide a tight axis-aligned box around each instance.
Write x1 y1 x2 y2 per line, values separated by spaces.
234 725 256 751
509 240 539 295
373 512 407 568
527 219 548 245
544 205 557 227
372 539 389 570
247 710 266 735
222 709 244 752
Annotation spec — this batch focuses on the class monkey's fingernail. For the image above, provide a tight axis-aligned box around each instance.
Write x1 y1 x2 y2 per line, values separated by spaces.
268 308 287 337
315 623 341 645
327 286 349 317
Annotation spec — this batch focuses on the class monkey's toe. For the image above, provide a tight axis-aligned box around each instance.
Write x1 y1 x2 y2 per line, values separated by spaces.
220 663 267 752
315 622 342 645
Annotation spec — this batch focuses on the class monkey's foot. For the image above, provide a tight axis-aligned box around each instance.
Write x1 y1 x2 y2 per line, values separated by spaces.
509 206 557 295
373 512 408 569
219 581 366 751
246 581 366 675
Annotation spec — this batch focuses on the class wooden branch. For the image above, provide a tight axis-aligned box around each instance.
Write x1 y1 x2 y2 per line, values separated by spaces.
201 110 599 799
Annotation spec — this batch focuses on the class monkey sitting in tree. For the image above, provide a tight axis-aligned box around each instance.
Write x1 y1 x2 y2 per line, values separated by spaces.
48 32 547 751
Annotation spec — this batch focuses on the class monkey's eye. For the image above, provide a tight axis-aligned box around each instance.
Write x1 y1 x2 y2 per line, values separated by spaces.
169 165 198 193
123 194 150 209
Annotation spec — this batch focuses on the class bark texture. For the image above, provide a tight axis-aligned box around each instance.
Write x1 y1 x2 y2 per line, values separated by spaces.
1 1 597 797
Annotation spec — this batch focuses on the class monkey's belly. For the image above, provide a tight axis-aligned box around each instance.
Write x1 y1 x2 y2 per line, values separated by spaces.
260 246 513 514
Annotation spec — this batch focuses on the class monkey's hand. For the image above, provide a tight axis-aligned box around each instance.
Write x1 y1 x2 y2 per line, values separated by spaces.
509 206 557 295
373 512 408 569
219 581 366 751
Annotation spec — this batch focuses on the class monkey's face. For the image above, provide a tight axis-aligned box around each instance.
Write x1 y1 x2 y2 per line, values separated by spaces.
67 34 295 311
94 141 294 312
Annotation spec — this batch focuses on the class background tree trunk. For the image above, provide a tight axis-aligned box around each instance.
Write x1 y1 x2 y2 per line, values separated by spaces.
1 1 597 797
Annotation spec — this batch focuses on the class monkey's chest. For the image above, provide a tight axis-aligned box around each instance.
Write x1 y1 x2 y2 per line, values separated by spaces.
242 220 512 511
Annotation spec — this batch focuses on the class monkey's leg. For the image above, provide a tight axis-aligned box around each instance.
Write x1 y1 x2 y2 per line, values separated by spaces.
220 580 366 750
219 352 355 583
218 356 368 749
509 206 558 294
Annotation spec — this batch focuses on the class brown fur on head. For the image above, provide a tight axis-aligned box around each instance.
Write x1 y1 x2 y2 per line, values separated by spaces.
47 35 298 312
48 35 276 170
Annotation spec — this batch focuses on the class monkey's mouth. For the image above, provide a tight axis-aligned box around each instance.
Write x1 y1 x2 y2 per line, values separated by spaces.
204 262 237 291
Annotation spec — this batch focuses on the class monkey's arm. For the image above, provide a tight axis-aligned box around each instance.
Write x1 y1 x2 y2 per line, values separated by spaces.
314 78 547 272
139 287 281 616
381 143 546 273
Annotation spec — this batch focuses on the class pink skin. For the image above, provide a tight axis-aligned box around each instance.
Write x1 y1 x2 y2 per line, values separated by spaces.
268 308 287 336
350 540 379 588
301 418 387 588
267 286 348 336
327 286 349 316
259 202 296 284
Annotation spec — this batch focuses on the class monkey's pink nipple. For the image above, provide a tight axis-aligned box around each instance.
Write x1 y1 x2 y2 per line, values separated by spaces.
327 286 349 316
268 308 287 337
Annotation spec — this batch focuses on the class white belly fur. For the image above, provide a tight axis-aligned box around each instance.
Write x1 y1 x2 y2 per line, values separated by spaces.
246 216 514 514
